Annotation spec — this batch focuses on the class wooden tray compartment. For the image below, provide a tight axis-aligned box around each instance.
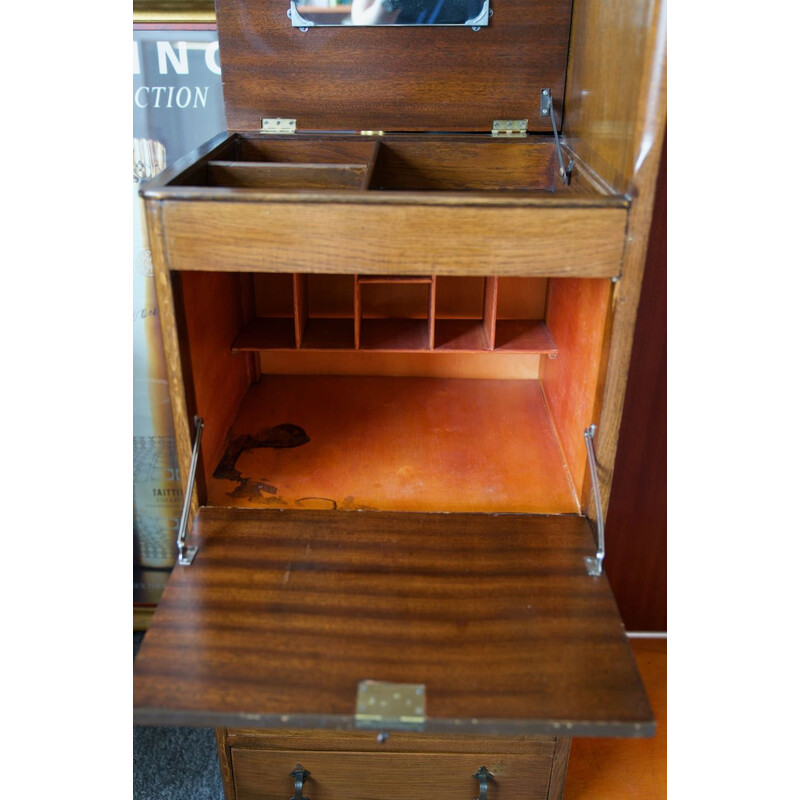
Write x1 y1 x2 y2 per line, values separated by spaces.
162 135 580 193
170 137 379 191
367 139 558 192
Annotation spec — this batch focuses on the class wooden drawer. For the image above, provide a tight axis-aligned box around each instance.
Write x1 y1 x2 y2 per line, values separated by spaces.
230 747 556 800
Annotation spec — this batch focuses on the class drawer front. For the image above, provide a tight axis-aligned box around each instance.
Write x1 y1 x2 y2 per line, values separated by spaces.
230 749 555 800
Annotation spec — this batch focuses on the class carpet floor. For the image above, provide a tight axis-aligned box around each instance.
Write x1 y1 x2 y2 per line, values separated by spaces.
134 632 224 800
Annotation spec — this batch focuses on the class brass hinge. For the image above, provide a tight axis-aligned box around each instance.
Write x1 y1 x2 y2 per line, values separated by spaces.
355 680 426 732
491 119 527 137
261 118 297 134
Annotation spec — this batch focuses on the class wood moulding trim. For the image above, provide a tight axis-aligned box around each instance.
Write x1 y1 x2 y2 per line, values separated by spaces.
146 200 198 523
133 1 216 24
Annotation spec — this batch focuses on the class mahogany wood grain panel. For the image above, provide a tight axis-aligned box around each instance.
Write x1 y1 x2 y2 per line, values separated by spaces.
231 749 555 800
206 162 369 190
159 200 627 277
258 350 542 380
204 375 576 513
563 0 666 195
177 271 253 489
133 508 654 736
215 0 573 132
540 279 613 500
565 638 666 799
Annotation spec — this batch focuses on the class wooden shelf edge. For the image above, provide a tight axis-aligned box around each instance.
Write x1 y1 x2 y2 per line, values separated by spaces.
357 275 434 284
233 317 557 355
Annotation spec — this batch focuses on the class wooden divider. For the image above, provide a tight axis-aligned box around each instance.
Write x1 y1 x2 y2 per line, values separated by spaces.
233 274 556 356
206 161 370 190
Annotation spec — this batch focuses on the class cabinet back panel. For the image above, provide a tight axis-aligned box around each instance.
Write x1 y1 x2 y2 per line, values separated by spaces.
258 351 541 380
497 278 548 320
306 274 355 318
253 273 294 318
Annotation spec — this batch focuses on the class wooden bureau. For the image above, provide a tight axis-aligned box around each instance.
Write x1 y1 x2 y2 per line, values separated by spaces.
133 2 666 798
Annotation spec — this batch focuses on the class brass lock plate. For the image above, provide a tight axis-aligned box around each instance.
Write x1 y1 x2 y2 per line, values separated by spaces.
355 680 426 731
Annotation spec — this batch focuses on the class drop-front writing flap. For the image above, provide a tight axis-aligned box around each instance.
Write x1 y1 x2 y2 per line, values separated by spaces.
133 508 654 737
216 0 572 132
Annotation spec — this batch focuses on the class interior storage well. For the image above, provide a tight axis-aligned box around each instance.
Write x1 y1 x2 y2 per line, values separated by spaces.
175 269 610 516
169 136 563 193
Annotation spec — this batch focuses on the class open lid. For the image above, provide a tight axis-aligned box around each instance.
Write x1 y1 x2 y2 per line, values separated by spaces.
134 508 654 737
216 0 573 132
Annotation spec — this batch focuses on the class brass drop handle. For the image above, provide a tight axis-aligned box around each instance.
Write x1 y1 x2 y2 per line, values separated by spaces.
290 765 310 800
474 766 494 800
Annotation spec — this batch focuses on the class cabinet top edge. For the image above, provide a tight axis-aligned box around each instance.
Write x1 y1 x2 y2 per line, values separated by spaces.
139 187 629 208
133 707 655 739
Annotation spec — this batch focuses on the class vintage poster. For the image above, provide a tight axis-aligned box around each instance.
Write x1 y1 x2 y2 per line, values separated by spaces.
133 29 224 604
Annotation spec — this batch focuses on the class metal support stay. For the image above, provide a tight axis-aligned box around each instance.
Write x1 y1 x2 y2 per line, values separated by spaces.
540 88 573 185
584 424 606 576
176 415 204 566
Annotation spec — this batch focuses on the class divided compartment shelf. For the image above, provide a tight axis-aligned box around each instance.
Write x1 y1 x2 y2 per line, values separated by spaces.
232 274 556 355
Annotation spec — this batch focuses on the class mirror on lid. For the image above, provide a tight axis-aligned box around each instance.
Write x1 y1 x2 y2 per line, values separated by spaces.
289 0 491 28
